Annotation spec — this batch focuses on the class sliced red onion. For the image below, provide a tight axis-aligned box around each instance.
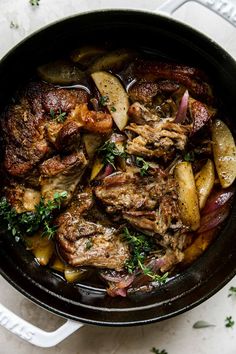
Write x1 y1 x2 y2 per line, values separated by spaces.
100 271 135 298
98 164 114 179
174 90 189 123
131 258 166 288
197 203 231 233
110 133 126 143
202 187 235 215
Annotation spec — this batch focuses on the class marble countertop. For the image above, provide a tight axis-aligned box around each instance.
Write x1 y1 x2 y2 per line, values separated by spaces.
0 1 236 353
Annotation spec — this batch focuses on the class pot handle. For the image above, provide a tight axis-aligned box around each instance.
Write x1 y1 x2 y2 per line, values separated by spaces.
0 303 83 348
157 0 236 28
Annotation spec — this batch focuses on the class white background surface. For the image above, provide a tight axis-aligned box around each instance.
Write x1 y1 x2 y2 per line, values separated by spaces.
0 0 236 353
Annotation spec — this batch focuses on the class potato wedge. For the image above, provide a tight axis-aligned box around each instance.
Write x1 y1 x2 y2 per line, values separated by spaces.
89 48 135 73
91 71 129 130
51 256 65 272
182 229 217 266
70 46 107 66
37 60 84 85
64 267 89 283
195 159 215 209
25 233 54 266
90 157 104 180
175 162 200 231
212 119 236 188
83 133 103 159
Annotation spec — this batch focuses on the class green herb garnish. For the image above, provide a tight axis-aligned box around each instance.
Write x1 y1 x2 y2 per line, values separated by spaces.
10 21 19 29
110 106 116 112
228 286 236 297
193 320 215 329
136 156 151 176
0 191 67 241
98 140 126 169
50 108 67 123
29 0 40 6
184 151 195 162
225 316 235 328
151 348 168 354
99 95 109 106
122 227 168 283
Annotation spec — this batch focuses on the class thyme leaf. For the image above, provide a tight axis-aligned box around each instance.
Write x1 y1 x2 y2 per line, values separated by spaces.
122 227 168 284
0 191 67 241
151 348 168 354
225 316 235 328
29 0 40 6
228 286 236 297
184 151 195 162
136 156 151 176
50 108 67 123
98 140 126 169
99 95 109 106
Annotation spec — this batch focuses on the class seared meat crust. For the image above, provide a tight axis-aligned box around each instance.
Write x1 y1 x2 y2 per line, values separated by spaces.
40 151 87 202
56 191 130 270
2 82 89 177
126 121 190 160
95 169 184 236
2 99 49 176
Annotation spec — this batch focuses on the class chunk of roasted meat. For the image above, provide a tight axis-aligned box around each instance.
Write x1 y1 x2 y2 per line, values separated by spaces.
39 151 87 203
2 98 49 176
128 81 179 104
95 169 185 237
5 182 41 213
56 190 130 270
125 120 191 160
1 81 89 177
133 60 213 103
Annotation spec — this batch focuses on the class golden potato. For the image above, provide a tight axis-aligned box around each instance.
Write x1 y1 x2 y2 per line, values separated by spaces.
195 159 215 209
212 119 236 188
175 162 200 231
91 71 129 130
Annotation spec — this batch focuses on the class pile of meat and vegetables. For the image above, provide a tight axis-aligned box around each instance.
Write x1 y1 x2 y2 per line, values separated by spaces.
0 47 235 297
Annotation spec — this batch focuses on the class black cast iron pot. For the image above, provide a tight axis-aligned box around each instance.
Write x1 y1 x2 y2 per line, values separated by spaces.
0 0 236 343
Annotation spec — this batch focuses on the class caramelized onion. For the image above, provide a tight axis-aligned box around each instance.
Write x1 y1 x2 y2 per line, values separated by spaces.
174 90 189 123
197 203 231 233
202 187 235 215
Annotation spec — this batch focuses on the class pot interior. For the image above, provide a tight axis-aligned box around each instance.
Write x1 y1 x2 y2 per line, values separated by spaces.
0 10 236 325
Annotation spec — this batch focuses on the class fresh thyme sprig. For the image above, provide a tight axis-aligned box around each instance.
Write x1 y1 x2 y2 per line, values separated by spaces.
29 0 40 6
136 156 151 176
98 140 126 169
99 95 109 106
122 227 168 284
151 347 168 354
50 108 67 123
228 286 236 297
225 316 235 328
0 191 67 241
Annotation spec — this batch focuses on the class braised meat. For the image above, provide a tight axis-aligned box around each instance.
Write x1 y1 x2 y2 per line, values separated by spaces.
95 169 184 237
2 98 49 176
39 151 87 202
1 46 232 298
126 121 191 160
2 81 89 176
56 191 130 270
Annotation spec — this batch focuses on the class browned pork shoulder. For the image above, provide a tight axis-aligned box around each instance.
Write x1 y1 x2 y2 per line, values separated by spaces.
95 169 185 237
1 81 89 177
56 190 130 270
125 121 191 160
39 151 87 203
128 81 179 104
133 60 213 102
